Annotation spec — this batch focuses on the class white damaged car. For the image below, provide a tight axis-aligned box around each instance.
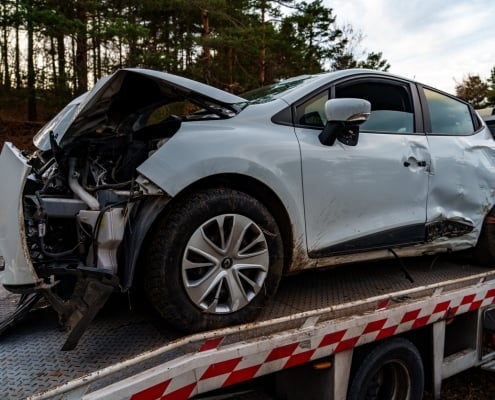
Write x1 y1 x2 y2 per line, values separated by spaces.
1 68 495 349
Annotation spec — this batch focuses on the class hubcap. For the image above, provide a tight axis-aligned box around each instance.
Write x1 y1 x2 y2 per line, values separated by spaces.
182 214 269 314
221 257 234 269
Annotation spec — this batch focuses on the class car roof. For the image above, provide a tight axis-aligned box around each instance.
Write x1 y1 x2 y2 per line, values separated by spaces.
274 69 416 104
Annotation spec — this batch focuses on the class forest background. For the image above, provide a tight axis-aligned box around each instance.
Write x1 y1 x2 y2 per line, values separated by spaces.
0 0 493 147
0 0 391 124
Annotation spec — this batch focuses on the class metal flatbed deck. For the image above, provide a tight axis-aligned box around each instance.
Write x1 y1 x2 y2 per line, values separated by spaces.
1 254 493 399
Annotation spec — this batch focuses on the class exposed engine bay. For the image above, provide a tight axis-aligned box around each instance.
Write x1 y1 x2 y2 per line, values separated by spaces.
0 69 241 350
25 134 146 274
20 117 179 349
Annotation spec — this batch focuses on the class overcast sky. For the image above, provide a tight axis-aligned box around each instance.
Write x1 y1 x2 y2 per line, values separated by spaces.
325 0 495 94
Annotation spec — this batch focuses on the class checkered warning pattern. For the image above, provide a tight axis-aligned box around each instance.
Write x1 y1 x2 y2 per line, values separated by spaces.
129 286 495 400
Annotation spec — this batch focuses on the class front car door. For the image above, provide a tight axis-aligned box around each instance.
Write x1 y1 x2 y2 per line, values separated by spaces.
294 76 430 258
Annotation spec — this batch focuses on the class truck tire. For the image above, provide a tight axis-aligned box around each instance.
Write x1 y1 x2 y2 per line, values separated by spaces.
143 188 284 333
347 337 424 400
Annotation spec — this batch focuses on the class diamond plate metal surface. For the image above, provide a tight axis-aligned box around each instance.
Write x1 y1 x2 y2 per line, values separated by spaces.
0 292 182 400
0 255 492 399
259 255 489 319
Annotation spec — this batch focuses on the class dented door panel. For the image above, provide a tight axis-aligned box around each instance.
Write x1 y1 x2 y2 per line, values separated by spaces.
426 128 495 246
296 129 430 257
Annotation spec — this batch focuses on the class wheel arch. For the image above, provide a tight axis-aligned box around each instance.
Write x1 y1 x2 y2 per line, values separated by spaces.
128 173 296 291
166 173 295 274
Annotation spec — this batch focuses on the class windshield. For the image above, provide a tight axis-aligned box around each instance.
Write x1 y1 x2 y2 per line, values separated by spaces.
240 75 316 104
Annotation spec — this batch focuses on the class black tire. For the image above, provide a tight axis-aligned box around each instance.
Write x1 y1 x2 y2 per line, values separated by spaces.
347 338 424 400
143 188 284 333
474 208 495 265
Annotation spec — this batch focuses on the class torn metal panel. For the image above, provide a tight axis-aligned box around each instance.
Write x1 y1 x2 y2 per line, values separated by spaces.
0 143 39 286
33 68 245 151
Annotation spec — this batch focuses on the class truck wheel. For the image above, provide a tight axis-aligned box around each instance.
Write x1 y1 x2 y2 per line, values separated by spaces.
143 189 284 332
347 338 424 400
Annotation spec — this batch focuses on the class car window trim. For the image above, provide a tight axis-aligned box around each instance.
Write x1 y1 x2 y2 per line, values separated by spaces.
330 76 424 136
418 84 481 137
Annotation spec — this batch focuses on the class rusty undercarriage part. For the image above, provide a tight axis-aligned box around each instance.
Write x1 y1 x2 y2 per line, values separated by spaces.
0 266 119 351
41 267 120 351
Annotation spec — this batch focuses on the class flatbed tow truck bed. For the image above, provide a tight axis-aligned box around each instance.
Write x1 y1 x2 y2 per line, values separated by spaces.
2 255 495 399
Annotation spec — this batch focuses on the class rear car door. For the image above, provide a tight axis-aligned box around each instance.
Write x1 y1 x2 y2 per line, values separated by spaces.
421 87 495 243
294 77 430 257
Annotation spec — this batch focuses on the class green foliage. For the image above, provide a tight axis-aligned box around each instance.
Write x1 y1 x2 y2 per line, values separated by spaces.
282 0 344 74
330 24 389 72
357 52 390 71
0 0 392 118
455 74 489 109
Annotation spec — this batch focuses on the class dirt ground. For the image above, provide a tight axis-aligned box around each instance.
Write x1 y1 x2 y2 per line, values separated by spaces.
430 368 495 399
1 119 494 399
0 118 42 152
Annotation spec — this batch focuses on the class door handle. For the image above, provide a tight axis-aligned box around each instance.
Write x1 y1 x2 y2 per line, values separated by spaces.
403 160 427 168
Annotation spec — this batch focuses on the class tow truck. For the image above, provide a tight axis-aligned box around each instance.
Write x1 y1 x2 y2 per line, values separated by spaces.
2 70 495 400
2 254 495 400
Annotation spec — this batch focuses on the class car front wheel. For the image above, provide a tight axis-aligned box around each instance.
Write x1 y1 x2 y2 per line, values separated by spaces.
144 188 284 332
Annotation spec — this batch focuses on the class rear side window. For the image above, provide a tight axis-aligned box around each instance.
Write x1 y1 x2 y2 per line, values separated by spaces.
423 88 475 135
335 81 415 133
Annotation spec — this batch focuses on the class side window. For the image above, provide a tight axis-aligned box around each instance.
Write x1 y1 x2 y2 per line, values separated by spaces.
423 88 475 135
335 81 415 133
295 91 329 127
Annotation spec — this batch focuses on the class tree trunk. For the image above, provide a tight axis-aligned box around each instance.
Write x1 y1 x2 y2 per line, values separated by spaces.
227 46 233 88
50 36 57 89
259 0 266 87
1 1 10 90
57 32 67 93
1 29 9 89
13 0 21 90
27 0 37 121
202 7 211 84
75 0 88 94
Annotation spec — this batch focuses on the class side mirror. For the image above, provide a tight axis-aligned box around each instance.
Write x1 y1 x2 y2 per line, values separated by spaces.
319 98 371 146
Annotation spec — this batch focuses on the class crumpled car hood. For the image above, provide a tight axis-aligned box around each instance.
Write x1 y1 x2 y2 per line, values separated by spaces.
33 68 246 151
